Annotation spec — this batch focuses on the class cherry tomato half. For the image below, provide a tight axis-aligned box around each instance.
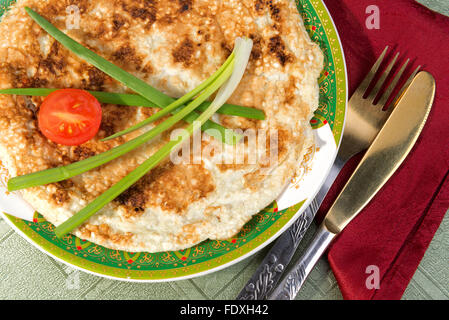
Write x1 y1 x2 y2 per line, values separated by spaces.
38 89 102 146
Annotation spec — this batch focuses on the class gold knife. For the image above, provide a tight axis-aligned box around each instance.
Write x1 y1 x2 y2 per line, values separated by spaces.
268 71 436 300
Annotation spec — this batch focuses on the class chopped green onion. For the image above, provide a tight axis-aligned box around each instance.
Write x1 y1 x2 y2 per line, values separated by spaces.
0 88 265 120
100 53 234 141
54 37 253 238
8 57 236 192
24 7 242 144
24 7 169 106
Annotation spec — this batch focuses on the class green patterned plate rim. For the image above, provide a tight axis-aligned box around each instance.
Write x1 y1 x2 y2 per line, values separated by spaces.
1 0 347 281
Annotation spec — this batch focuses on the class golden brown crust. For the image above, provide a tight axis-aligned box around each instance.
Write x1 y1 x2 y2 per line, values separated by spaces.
79 223 134 246
116 162 215 217
172 38 196 67
175 223 201 245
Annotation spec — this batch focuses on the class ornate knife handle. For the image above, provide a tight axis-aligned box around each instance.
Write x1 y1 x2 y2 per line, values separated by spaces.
236 157 346 300
236 206 315 300
267 223 336 300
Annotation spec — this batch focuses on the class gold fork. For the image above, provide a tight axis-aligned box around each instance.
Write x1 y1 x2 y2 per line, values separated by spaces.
237 46 421 300
341 46 421 160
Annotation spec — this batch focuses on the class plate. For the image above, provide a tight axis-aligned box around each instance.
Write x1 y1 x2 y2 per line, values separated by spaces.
0 0 347 281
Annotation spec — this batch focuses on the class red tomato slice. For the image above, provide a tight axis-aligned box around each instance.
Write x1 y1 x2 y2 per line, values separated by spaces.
38 89 102 146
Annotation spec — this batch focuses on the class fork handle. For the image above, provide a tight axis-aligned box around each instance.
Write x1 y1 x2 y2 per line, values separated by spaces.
267 223 336 300
236 154 347 300
315 155 347 203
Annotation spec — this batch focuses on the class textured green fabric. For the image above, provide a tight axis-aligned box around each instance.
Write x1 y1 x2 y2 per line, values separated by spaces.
417 0 449 16
0 0 448 300
0 212 447 299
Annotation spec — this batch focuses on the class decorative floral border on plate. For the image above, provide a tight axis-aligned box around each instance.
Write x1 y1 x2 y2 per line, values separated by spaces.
1 0 346 281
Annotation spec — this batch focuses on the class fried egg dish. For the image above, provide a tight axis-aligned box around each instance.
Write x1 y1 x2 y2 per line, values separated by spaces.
0 0 323 252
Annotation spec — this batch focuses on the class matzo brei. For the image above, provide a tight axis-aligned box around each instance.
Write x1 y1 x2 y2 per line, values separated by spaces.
0 0 323 252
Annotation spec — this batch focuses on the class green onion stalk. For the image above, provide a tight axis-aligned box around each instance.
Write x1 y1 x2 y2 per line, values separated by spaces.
24 7 244 144
0 88 265 120
7 54 235 192
54 37 254 238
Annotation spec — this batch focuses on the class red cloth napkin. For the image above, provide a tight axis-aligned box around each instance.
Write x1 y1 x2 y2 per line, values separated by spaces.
317 0 449 300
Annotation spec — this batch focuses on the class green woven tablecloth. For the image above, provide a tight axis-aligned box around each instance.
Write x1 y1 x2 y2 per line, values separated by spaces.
0 211 447 299
0 0 448 300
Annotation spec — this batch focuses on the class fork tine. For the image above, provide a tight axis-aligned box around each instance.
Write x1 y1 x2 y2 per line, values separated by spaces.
377 58 410 108
367 52 400 102
356 46 389 96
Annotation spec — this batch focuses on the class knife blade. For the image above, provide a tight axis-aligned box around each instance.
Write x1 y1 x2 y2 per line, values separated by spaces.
268 71 436 300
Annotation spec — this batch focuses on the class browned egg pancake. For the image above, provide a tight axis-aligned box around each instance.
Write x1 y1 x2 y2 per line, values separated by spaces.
0 0 323 252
